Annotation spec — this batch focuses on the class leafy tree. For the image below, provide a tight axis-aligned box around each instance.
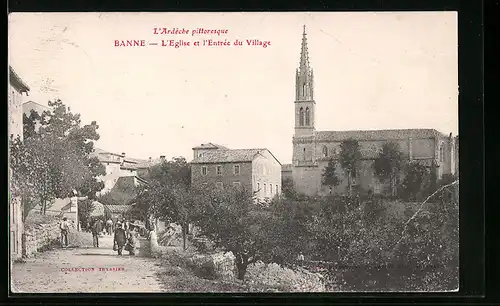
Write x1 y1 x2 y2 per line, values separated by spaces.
372 142 407 197
192 187 274 280
9 99 105 217
339 139 362 195
321 158 341 194
401 161 430 201
78 198 95 227
281 177 298 200
132 157 192 247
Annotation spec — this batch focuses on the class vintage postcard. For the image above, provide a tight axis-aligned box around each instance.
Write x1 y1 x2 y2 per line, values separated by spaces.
8 12 458 293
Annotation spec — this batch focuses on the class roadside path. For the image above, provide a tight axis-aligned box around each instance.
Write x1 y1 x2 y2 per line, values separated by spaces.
12 233 166 293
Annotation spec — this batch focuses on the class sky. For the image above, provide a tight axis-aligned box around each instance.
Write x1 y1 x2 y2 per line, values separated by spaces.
8 12 458 164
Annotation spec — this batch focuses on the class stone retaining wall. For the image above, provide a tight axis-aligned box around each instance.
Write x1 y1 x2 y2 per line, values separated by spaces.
149 230 326 291
22 221 62 258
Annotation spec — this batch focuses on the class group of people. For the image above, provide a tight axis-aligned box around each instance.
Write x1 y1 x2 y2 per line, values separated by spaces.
89 217 139 256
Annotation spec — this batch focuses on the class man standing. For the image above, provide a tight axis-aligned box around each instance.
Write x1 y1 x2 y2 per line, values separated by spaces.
60 217 70 248
113 222 127 256
91 219 102 248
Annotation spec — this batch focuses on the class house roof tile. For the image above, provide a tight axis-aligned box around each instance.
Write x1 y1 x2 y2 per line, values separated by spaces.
192 143 230 150
191 149 267 164
104 204 132 214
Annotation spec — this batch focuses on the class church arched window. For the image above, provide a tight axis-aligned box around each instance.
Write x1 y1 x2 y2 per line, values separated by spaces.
303 83 306 97
299 107 304 126
305 107 310 126
303 148 306 161
322 146 328 157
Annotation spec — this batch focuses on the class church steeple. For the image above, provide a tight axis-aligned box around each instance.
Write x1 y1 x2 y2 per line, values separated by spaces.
296 25 314 101
294 25 315 137
299 25 311 74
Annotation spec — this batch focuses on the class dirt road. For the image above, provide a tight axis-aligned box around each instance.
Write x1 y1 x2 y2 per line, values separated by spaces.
11 233 166 293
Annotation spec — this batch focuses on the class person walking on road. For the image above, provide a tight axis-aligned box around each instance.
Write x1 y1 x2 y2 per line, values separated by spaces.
126 224 139 256
113 222 127 256
60 217 70 248
91 218 102 248
106 218 113 235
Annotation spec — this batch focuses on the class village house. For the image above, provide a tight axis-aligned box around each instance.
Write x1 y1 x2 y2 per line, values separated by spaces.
9 66 30 261
22 100 49 120
191 143 282 201
90 148 150 195
285 26 459 196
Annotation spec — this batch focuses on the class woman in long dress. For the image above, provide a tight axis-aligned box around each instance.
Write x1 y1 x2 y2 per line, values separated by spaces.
127 225 139 256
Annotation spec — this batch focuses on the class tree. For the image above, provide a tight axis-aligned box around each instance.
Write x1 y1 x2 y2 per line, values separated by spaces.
132 156 192 248
321 158 341 194
78 198 95 227
401 161 430 201
372 142 407 197
281 177 298 200
339 139 362 195
192 187 273 280
9 99 105 217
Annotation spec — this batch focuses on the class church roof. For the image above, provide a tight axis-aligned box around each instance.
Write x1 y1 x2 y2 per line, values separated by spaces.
192 143 229 150
315 129 444 142
191 148 269 164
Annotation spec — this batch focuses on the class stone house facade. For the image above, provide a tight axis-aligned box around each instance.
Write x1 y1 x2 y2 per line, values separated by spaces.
191 143 282 201
287 27 458 196
90 148 149 195
9 66 30 261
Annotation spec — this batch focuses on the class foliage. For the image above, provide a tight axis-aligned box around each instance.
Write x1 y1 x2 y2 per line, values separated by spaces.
281 177 298 200
321 158 341 193
401 161 430 201
78 198 95 226
373 142 407 197
191 187 275 280
132 157 192 222
339 139 362 194
9 100 105 218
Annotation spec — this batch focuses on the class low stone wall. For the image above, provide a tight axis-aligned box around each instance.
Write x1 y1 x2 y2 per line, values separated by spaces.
149 231 326 291
246 261 326 292
22 221 62 258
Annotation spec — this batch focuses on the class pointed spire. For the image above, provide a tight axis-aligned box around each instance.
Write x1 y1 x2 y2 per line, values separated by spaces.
299 25 310 73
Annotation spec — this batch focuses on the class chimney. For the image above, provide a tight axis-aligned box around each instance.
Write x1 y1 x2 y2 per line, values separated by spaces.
408 137 413 160
122 152 126 157
149 157 152 161
160 155 165 161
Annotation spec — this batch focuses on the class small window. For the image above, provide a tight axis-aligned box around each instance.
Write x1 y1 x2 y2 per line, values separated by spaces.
322 146 328 157
216 182 223 189
233 182 241 188
201 166 207 176
216 165 223 175
234 165 240 175
276 185 279 194
270 184 273 195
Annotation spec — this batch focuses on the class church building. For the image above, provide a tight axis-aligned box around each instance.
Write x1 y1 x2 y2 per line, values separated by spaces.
285 26 458 196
